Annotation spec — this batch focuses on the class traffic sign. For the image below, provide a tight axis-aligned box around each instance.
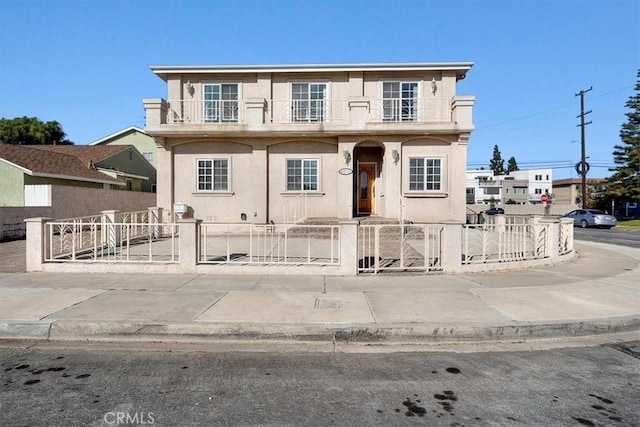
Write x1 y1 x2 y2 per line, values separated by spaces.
540 194 549 203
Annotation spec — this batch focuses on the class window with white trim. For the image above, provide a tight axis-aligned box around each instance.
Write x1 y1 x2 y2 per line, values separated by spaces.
203 83 239 123
143 152 153 162
197 159 229 191
286 159 318 191
291 83 326 122
383 82 418 122
409 158 442 191
534 188 542 194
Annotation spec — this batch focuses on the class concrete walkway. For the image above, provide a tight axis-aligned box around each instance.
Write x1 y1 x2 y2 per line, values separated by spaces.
0 241 639 347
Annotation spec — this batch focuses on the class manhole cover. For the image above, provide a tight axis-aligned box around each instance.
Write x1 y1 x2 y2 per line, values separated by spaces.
314 297 343 310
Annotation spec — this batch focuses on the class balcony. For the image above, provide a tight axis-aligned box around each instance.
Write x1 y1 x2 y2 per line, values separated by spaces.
143 95 473 135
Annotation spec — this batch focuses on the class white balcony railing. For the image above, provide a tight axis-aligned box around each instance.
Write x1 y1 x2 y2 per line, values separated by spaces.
370 97 451 122
161 97 452 125
269 99 347 123
166 99 242 124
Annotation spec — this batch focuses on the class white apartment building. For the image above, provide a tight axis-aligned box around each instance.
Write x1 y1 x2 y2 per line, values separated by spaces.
466 168 553 205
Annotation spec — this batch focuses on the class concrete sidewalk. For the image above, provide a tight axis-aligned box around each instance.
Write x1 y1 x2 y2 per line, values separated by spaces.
1 241 639 347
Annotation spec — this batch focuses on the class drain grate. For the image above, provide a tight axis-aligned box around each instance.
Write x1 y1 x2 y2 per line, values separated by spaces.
314 297 343 310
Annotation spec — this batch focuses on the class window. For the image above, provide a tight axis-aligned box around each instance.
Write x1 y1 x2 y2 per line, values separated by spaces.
126 179 132 191
143 152 153 162
197 159 229 191
535 174 542 181
534 188 542 194
383 82 418 122
514 187 526 195
409 158 442 191
287 159 318 191
203 84 239 123
291 83 326 122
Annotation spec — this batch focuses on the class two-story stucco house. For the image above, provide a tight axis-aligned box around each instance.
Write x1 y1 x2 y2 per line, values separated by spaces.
143 62 475 224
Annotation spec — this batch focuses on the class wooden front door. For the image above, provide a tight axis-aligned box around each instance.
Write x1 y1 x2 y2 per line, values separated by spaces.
357 163 376 215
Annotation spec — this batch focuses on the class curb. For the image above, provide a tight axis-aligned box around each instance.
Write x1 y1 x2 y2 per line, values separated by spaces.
2 317 639 345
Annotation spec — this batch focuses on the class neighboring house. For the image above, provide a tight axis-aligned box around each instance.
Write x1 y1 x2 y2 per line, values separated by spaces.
143 62 475 223
0 144 155 206
465 169 499 204
552 177 606 206
465 168 552 205
89 126 158 168
507 169 552 204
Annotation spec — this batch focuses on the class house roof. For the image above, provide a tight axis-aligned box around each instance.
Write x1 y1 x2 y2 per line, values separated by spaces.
88 126 148 146
0 144 125 185
553 178 606 187
150 62 474 81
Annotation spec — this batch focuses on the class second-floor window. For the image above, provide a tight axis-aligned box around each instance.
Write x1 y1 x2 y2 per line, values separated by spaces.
203 84 239 123
383 82 418 122
291 83 326 122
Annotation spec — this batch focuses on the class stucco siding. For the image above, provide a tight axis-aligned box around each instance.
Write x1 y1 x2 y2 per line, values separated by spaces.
268 140 339 222
0 161 25 206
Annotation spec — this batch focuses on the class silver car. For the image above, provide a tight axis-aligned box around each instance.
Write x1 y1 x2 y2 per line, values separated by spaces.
562 209 617 229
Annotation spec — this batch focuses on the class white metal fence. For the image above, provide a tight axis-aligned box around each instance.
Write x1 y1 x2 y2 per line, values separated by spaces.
462 222 549 264
44 213 179 263
199 223 340 265
370 97 451 122
358 224 444 273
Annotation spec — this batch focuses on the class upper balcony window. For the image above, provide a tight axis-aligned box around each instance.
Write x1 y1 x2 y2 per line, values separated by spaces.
383 82 418 122
203 84 239 123
291 83 326 122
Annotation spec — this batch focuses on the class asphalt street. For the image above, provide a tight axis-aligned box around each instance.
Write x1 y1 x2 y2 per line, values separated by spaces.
574 227 640 248
1 341 638 426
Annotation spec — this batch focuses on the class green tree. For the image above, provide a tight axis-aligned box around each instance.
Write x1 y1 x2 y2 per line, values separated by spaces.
0 116 73 145
507 156 519 172
606 70 640 200
489 144 505 175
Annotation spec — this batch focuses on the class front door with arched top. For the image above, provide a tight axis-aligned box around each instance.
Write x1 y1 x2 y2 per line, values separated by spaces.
357 162 376 215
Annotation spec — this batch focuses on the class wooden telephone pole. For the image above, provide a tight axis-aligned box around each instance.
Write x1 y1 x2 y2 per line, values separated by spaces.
575 87 592 209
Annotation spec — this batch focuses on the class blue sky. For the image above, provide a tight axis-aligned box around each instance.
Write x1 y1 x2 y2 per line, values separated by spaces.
1 0 638 179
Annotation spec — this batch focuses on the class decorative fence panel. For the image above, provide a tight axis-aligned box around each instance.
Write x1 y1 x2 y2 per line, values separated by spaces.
44 213 179 263
462 222 549 264
358 224 444 273
199 223 340 265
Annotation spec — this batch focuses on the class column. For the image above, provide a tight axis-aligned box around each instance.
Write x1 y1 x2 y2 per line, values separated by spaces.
24 217 50 272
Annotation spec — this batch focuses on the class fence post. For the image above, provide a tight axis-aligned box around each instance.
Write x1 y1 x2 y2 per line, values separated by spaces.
24 217 50 272
539 217 560 261
179 218 200 272
338 220 359 275
101 210 121 253
441 220 463 273
148 207 164 239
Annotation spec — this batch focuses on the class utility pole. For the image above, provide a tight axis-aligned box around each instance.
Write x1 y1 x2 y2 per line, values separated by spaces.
575 87 592 209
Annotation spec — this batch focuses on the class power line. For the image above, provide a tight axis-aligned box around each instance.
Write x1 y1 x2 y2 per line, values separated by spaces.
474 84 632 132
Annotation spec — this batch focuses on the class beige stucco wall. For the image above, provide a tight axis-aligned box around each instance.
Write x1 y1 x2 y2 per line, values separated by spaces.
268 140 339 221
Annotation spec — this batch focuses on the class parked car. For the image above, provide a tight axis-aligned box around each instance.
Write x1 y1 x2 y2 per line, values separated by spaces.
483 207 505 215
561 209 617 229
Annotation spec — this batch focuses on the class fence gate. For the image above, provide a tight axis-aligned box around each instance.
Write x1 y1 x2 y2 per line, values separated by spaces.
357 224 443 274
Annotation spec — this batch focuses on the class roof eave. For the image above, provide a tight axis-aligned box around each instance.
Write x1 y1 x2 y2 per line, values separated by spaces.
150 62 474 81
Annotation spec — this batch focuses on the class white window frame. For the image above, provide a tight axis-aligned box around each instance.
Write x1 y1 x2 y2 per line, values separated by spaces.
196 158 231 192
289 81 329 123
407 157 444 192
143 152 153 162
285 158 320 192
202 82 241 123
381 80 419 122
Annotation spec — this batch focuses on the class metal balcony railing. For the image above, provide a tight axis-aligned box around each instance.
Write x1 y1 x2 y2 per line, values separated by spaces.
161 97 452 124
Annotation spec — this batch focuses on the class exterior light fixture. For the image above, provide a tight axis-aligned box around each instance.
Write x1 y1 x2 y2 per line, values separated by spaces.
342 149 351 165
431 77 437 95
392 149 400 164
186 80 195 97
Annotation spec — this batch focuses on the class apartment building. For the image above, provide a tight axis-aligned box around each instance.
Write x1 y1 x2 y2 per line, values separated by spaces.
143 62 475 223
